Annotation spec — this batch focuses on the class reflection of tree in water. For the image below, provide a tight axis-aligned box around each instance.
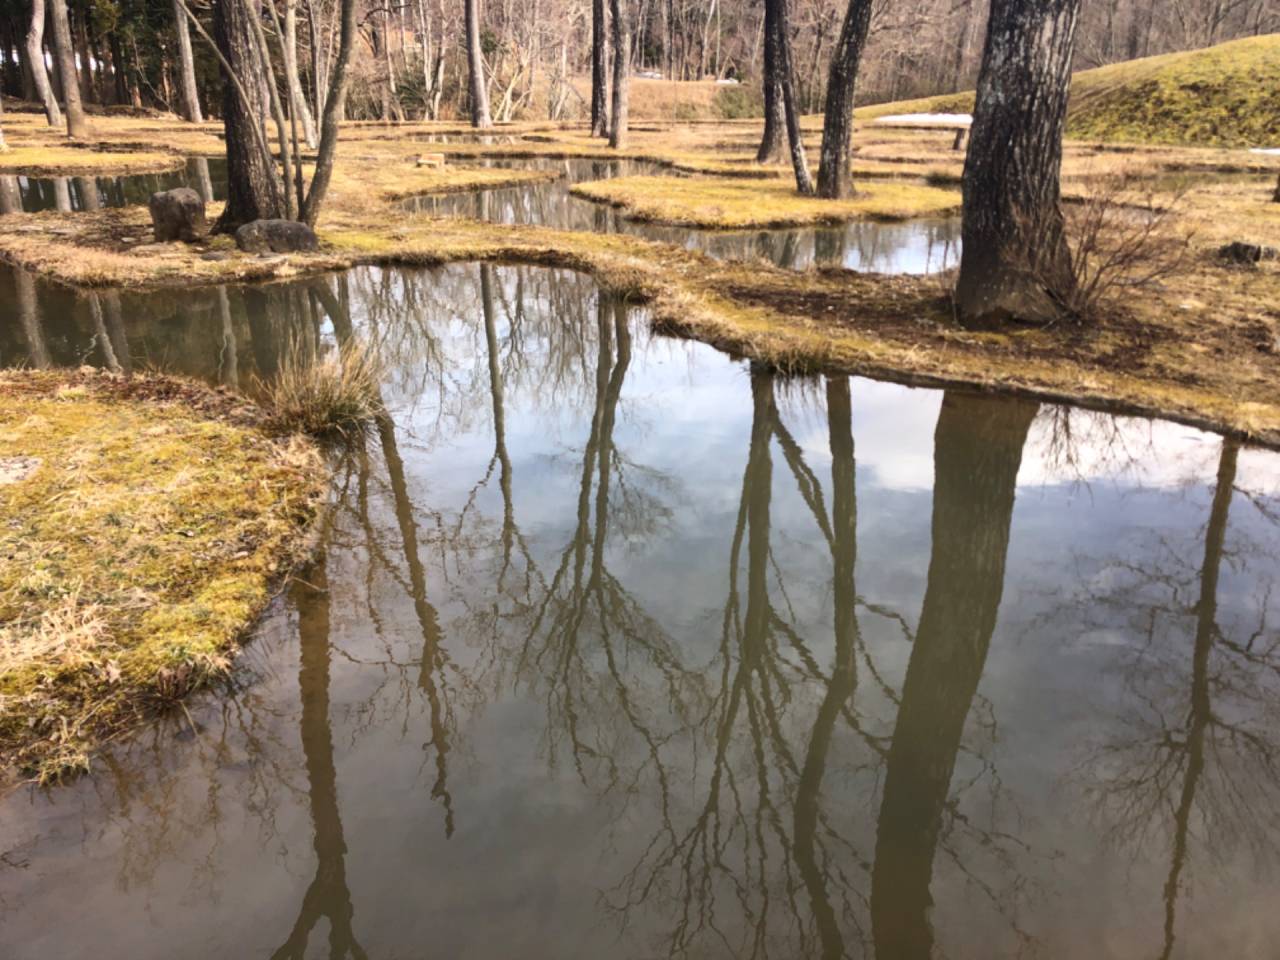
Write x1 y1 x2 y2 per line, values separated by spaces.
871 392 1038 960
1072 436 1280 959
270 559 368 959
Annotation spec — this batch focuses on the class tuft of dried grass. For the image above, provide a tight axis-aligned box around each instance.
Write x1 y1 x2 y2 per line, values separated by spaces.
260 339 386 437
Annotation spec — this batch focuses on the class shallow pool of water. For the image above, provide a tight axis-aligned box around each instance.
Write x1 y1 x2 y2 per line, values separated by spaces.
0 157 227 215
2 263 1279 958
403 158 960 274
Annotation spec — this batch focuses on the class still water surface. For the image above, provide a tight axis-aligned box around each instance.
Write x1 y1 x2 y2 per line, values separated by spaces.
402 158 961 274
1 263 1279 959
0 157 228 215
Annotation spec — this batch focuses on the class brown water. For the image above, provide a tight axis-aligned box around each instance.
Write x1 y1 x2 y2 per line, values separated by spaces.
2 263 1280 959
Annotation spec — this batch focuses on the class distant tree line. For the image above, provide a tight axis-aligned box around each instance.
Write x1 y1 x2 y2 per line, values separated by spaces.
0 0 1275 125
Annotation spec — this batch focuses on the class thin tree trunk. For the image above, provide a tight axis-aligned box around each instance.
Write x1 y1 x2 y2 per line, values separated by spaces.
1273 172 1279 203
172 0 204 121
0 98 7 152
281 0 318 145
301 0 358 224
608 0 630 148
464 0 491 127
815 0 873 199
25 0 62 128
591 0 608 136
769 0 813 194
47 0 86 136
956 0 1082 325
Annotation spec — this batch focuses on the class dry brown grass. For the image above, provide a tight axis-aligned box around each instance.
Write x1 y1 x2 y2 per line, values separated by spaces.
262 338 386 436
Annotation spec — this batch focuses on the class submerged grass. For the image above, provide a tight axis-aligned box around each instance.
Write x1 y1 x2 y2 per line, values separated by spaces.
0 371 326 784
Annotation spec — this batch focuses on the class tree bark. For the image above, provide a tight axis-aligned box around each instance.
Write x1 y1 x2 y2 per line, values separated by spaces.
755 6 783 162
46 0 86 136
608 0 630 148
172 0 204 121
281 0 318 145
213 0 283 230
1273 172 1279 203
770 0 813 194
465 0 492 127
955 0 1082 325
301 0 358 225
591 0 608 136
815 0 873 199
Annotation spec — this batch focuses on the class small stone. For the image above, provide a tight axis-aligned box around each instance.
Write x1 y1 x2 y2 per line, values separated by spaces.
119 236 138 244
234 218 318 254
149 187 209 243
1218 241 1280 265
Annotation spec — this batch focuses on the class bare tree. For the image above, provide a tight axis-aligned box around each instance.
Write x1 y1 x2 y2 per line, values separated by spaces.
280 0 319 147
25 0 62 127
955 0 1083 324
815 0 874 199
466 0 493 127
591 0 609 136
608 0 630 148
768 0 814 193
756 11 783 162
47 0 88 137
172 0 204 121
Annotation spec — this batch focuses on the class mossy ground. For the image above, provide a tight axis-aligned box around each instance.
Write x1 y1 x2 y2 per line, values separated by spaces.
0 370 326 784
570 175 960 227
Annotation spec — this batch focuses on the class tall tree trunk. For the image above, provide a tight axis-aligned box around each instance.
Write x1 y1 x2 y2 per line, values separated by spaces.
608 0 630 148
109 32 129 104
282 0 318 145
301 0 358 225
870 393 1037 959
0 98 7 152
172 0 203 121
591 0 608 136
769 0 813 194
48 0 87 136
955 0 1081 325
71 9 96 104
213 0 283 230
756 6 783 162
815 0 873 199
27 0 62 130
464 0 491 127
1273 172 1279 203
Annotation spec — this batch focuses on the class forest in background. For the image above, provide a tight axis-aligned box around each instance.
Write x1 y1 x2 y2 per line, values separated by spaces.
0 0 1276 124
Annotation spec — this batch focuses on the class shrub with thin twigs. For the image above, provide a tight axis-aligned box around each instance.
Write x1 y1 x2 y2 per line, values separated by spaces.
1058 177 1194 322
260 338 386 437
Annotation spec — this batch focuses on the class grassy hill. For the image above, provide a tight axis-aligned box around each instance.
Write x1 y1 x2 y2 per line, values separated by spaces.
856 33 1280 148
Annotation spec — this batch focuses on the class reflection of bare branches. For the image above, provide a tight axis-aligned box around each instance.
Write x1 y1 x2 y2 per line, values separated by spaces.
1070 437 1280 959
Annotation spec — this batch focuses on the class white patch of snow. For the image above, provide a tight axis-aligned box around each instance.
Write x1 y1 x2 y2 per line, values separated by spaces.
872 113 973 128
1249 148 1280 156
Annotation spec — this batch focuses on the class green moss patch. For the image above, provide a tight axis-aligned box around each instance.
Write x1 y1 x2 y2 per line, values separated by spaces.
0 371 326 783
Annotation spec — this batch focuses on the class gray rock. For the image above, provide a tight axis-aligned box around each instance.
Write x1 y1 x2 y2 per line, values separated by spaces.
200 251 234 262
1219 241 1279 265
148 188 209 243
234 219 318 254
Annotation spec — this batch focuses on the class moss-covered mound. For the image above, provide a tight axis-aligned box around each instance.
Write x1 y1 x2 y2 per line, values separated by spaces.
0 371 326 783
571 175 960 228
858 33 1280 148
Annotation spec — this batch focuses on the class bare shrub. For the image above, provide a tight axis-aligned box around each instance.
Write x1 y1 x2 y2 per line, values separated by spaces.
260 338 386 437
1058 177 1194 322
